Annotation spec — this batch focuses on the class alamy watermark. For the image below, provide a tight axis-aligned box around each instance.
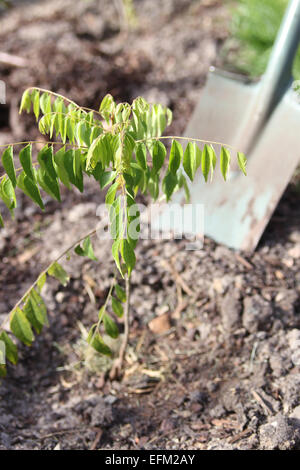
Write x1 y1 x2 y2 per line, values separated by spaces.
0 80 6 104
95 199 204 250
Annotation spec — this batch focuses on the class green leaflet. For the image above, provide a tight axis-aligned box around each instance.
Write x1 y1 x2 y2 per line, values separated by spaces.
37 168 61 202
87 325 112 356
0 331 18 365
151 141 166 174
17 171 44 210
74 236 97 261
47 262 69 286
32 90 40 122
168 140 183 174
40 92 52 127
0 177 17 215
112 239 122 276
37 146 57 181
201 144 216 182
53 147 71 189
63 149 83 192
220 147 231 181
10 308 35 347
36 273 46 292
121 239 136 276
105 181 119 206
111 297 124 318
19 144 35 181
2 146 16 187
237 152 247 175
19 89 31 114
114 284 126 303
135 142 147 169
103 314 119 339
99 94 115 123
0 213 4 228
162 171 177 202
183 142 201 181
99 171 116 189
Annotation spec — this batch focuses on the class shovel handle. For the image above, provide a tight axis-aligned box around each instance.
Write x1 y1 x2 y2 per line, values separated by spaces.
237 0 300 155
263 0 300 100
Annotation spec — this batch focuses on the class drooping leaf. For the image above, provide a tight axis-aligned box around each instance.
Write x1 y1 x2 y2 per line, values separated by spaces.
19 144 35 181
74 236 98 261
112 239 122 276
103 314 119 339
121 239 136 275
19 89 31 114
237 151 247 175
87 326 112 356
0 331 18 365
17 171 44 210
114 284 126 303
220 147 231 181
2 146 16 187
47 262 69 286
111 297 124 318
183 142 200 181
0 177 17 215
135 143 147 170
36 273 46 292
32 90 40 121
151 141 166 174
169 140 183 174
162 171 177 201
105 181 119 206
10 308 35 347
99 171 116 189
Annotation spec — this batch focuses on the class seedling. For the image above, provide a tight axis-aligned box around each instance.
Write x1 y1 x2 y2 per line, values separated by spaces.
0 88 246 378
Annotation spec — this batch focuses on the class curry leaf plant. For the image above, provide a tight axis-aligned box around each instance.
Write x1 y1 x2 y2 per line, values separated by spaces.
0 88 247 378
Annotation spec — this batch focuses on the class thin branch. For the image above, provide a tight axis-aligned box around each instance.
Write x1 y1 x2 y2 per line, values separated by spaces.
136 135 238 152
0 227 98 332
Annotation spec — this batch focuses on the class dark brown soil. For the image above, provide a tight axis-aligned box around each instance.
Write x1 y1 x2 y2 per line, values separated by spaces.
0 0 300 450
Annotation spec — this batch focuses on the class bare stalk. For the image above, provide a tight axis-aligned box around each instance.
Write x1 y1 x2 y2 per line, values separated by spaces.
109 274 130 380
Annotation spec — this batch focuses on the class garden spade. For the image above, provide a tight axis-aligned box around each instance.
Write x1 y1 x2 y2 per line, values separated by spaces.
155 0 300 252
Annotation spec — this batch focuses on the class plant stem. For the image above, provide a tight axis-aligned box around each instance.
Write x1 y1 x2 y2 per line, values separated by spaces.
109 274 130 380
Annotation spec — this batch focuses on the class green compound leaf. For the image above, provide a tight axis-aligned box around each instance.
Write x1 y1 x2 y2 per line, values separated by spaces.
48 262 69 286
10 308 35 347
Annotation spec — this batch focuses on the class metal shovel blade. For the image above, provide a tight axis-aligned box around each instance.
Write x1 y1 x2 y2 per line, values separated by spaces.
181 71 300 251
153 0 300 252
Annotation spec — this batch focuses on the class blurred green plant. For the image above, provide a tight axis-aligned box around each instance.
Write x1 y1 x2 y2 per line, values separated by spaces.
222 0 300 79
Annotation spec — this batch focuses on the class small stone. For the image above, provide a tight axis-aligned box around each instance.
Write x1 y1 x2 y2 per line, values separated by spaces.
148 313 171 334
220 289 241 332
